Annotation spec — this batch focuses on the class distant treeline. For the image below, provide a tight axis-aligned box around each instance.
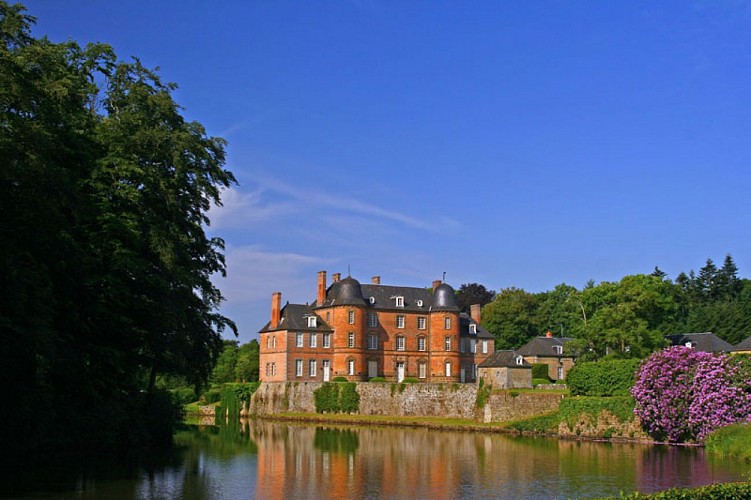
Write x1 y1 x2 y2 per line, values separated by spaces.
475 255 750 359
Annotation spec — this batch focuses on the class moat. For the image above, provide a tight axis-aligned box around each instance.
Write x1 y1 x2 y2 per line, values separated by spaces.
5 420 749 499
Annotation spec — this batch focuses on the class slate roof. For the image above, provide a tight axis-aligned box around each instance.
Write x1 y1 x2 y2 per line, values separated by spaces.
665 332 734 353
516 336 574 358
258 303 333 333
459 313 494 339
315 278 460 312
478 350 531 368
734 336 751 351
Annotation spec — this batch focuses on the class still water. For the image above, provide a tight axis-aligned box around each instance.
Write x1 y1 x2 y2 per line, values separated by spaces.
5 420 749 499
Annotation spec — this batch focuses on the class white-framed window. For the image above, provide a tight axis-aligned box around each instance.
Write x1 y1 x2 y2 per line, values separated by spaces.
444 336 451 351
307 316 317 328
265 363 270 376
368 313 378 328
469 324 477 334
271 362 276 376
396 336 405 351
368 334 378 350
395 296 404 308
296 332 304 348
266 336 270 349
471 339 477 353
482 340 488 354
557 366 564 380
296 359 303 377
417 336 426 351
445 361 451 377
348 332 355 348
418 361 427 379
272 336 276 349
396 315 405 328
348 359 355 375
444 317 451 330
309 360 317 377
310 333 317 348
417 317 426 330
348 310 355 324
554 345 563 355
323 333 331 348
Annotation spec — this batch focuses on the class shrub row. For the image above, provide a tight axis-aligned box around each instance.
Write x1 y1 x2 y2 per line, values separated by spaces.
619 482 751 499
566 358 641 396
313 382 360 413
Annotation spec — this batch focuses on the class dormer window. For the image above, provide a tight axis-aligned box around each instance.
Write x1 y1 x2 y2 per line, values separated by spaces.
307 316 317 328
369 296 376 305
395 296 404 308
416 299 423 307
469 324 477 334
685 341 695 349
516 356 524 366
554 345 563 355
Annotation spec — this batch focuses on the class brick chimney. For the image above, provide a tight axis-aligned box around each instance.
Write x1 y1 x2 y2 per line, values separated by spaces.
271 292 282 329
332 273 341 283
546 331 553 338
317 270 327 306
372 276 381 285
470 304 482 325
432 279 442 290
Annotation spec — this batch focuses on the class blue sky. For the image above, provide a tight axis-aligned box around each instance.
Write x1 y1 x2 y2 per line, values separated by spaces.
25 1 751 343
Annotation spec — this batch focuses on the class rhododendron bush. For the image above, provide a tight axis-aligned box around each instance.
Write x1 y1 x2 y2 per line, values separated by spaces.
631 347 751 442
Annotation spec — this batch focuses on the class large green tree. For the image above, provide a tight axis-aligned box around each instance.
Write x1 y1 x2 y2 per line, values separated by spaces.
0 2 235 458
482 287 541 349
456 282 496 313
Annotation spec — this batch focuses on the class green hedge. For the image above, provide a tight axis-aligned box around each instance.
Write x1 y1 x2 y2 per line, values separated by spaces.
566 359 641 396
202 388 221 404
619 482 751 498
531 363 551 381
313 382 360 413
532 378 550 387
369 376 386 382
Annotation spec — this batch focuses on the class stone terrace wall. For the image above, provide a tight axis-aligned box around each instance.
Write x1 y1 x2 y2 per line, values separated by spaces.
479 392 564 423
250 382 565 423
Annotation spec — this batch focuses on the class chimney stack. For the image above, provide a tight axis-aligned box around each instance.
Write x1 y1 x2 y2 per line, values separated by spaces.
372 276 381 285
317 271 327 306
432 279 442 290
546 331 553 338
470 304 482 325
332 273 341 283
271 292 282 329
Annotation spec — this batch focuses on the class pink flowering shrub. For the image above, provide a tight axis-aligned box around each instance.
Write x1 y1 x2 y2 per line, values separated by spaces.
631 347 751 443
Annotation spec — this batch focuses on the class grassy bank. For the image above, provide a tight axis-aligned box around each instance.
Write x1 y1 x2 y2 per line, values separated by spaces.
705 423 751 462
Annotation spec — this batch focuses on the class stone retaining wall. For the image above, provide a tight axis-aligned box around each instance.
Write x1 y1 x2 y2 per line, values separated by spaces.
479 392 564 423
249 382 565 423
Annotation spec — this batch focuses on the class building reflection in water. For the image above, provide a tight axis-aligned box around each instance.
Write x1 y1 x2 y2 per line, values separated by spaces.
252 421 747 499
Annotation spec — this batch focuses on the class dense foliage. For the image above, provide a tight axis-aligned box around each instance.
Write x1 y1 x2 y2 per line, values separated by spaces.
631 347 751 442
480 255 751 358
456 282 496 313
211 340 260 385
216 382 260 421
506 396 636 434
531 363 551 381
566 359 641 396
0 2 235 459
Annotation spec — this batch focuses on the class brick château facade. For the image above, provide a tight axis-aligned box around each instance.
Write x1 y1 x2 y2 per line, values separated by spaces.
259 272 495 383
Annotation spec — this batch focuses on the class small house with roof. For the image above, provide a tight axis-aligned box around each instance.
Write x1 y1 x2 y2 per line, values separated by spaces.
733 336 751 355
259 271 495 383
477 350 532 389
665 332 734 353
516 333 575 381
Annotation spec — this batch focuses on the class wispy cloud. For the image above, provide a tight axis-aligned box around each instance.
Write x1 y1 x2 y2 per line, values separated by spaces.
210 172 459 233
215 245 333 304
